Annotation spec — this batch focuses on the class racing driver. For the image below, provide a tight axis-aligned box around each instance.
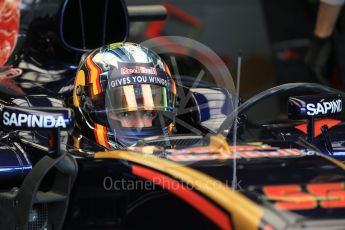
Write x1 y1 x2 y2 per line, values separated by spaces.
73 42 176 149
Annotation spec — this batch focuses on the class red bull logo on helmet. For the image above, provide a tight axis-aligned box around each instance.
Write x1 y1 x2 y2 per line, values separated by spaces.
121 66 157 75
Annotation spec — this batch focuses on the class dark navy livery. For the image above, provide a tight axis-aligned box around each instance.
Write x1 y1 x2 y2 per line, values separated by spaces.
0 0 344 230
288 93 343 119
0 106 73 130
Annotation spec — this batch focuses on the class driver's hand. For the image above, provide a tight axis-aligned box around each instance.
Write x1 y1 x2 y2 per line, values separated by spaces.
305 35 333 85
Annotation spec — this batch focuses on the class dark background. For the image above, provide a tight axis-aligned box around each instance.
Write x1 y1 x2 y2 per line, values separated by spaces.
127 0 321 121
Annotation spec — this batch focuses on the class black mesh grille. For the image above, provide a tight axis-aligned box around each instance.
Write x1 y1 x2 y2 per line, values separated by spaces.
139 135 203 148
27 204 48 230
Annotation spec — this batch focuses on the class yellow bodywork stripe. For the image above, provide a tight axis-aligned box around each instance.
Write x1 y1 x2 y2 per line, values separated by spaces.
95 150 263 230
315 152 345 170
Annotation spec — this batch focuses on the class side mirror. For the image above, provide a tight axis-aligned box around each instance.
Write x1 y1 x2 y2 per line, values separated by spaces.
288 94 342 119
60 0 168 52
0 106 73 130
0 106 74 157
288 93 342 142
60 0 129 52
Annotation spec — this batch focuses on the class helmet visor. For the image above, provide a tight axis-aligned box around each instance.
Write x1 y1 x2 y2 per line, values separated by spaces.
106 84 175 114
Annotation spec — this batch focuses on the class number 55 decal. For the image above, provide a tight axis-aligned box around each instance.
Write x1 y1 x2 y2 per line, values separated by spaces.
263 183 345 210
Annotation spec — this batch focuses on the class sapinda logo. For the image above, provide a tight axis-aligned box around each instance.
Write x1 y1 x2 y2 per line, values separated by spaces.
306 99 342 116
121 66 157 75
2 111 66 128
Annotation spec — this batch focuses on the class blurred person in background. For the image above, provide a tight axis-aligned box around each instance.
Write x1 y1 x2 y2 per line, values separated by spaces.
305 0 345 89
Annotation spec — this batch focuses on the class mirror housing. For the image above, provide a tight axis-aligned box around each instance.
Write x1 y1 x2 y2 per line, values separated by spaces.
0 106 74 130
288 93 342 143
60 0 129 52
288 94 342 119
0 106 73 157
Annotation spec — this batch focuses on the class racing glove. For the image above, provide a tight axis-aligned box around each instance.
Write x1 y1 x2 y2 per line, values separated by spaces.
305 35 333 85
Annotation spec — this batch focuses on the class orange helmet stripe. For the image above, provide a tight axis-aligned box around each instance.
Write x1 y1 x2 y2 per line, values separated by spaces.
141 85 154 109
94 123 110 149
123 85 138 110
86 55 102 96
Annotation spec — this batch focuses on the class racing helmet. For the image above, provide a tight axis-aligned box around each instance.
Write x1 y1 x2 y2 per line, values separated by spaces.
73 42 176 148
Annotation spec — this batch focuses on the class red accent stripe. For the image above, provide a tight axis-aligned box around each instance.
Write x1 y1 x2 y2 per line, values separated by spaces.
102 126 110 149
294 119 341 137
96 72 101 93
145 3 202 39
132 165 232 230
86 56 102 95
145 21 166 38
94 123 100 144
264 225 275 230
163 2 202 26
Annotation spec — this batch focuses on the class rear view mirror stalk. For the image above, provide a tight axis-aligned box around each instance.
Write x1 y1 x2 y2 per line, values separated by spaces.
48 127 61 158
